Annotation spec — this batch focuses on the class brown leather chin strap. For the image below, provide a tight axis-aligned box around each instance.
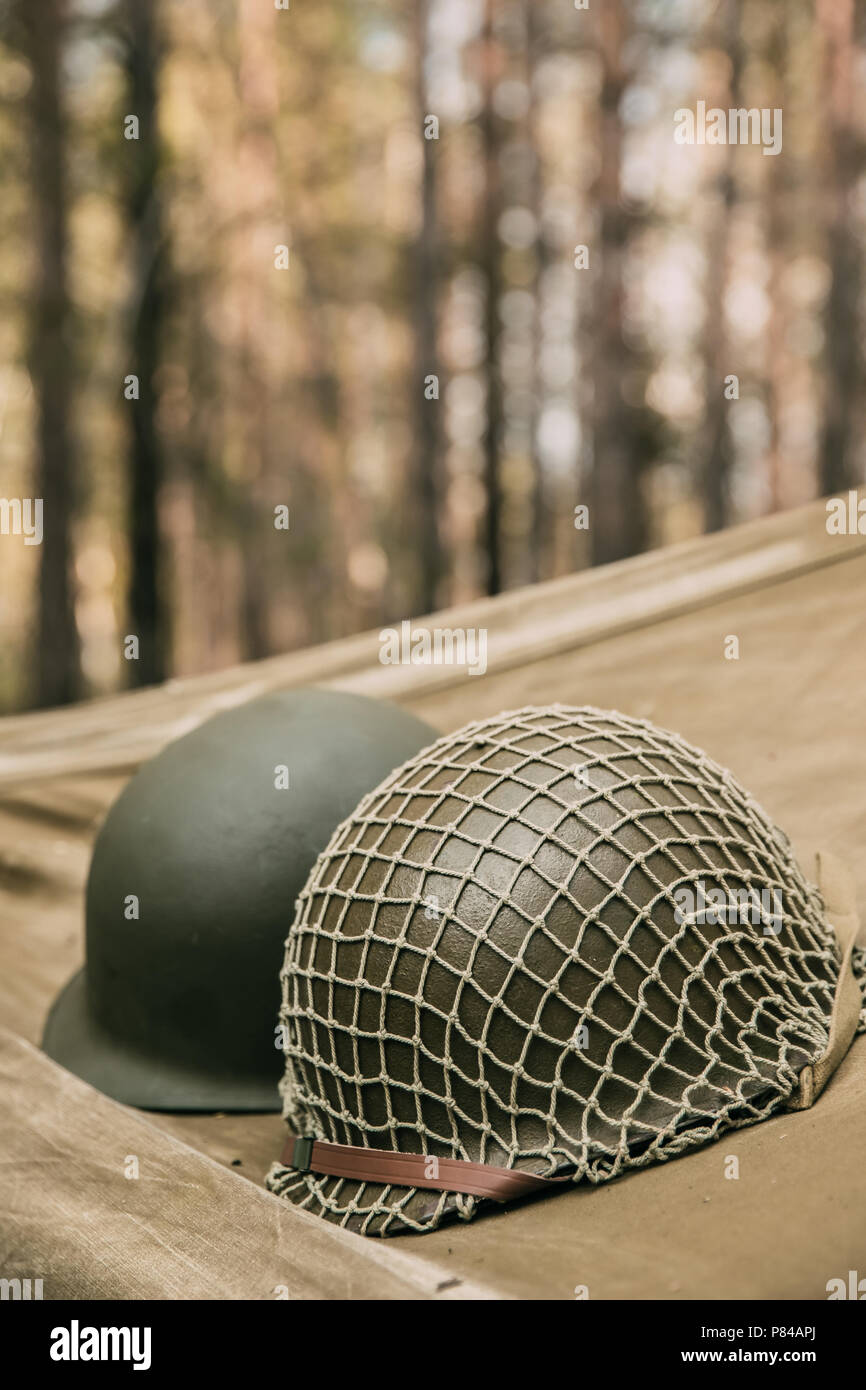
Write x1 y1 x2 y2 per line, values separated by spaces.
280 1134 567 1203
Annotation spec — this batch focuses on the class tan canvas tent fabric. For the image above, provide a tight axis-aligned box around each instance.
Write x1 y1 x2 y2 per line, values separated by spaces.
1 499 866 1298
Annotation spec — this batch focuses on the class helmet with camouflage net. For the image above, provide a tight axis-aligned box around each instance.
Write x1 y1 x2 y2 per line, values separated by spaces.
267 705 866 1234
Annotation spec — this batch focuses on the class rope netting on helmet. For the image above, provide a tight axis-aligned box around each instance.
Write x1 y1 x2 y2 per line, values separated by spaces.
267 705 866 1235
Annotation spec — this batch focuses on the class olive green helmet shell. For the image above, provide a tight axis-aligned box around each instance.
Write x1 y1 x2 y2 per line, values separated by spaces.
42 689 438 1111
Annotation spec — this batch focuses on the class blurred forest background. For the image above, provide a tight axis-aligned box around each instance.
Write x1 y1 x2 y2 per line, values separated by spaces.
0 0 865 712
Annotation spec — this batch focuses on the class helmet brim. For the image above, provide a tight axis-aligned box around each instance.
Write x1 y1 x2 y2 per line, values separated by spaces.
42 969 281 1113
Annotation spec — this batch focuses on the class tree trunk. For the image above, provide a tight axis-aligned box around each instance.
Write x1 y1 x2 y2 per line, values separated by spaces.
817 0 860 497
17 0 81 708
122 0 169 686
410 0 445 615
702 0 741 533
589 0 646 565
527 0 548 583
480 0 503 596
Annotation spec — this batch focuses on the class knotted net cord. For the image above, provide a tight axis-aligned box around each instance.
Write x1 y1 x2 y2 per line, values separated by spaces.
267 706 866 1235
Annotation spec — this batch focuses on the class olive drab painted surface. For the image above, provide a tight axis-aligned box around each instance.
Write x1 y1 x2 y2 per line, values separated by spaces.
42 689 437 1110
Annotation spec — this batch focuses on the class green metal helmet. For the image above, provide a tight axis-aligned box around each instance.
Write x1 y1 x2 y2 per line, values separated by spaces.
42 689 437 1111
